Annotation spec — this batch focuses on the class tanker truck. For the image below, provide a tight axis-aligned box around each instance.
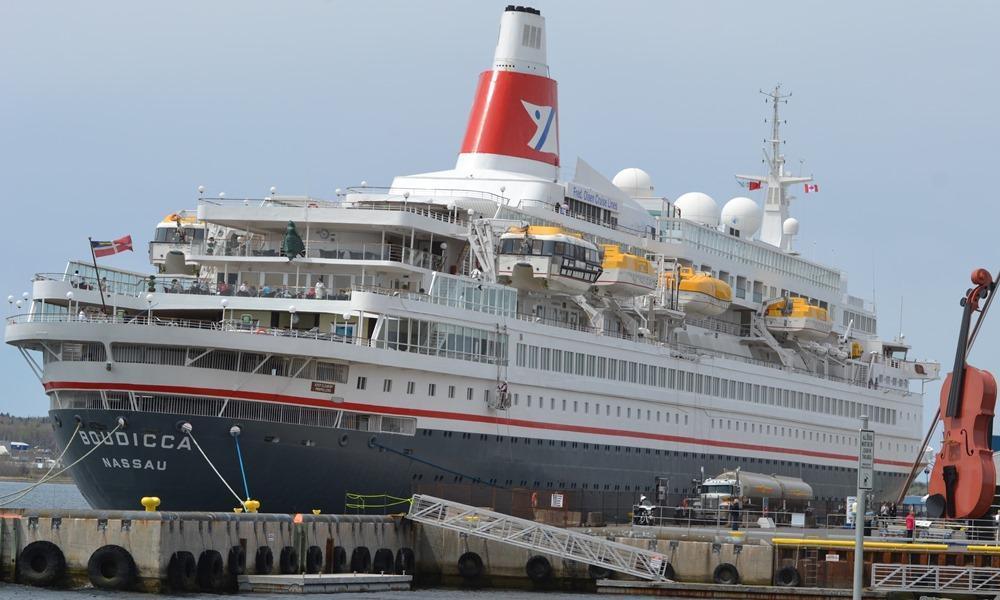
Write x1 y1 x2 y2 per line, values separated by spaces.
694 469 814 525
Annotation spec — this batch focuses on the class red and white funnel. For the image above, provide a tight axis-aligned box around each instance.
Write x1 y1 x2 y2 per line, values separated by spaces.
457 6 559 179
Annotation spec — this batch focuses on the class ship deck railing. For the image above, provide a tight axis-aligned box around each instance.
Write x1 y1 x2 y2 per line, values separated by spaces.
6 313 505 366
195 241 444 272
198 193 471 226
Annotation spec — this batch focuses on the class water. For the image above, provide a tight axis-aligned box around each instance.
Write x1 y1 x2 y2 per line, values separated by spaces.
0 481 595 598
0 479 89 510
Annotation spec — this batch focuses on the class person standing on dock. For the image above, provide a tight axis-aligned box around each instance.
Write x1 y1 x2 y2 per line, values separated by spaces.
730 497 742 531
905 509 916 542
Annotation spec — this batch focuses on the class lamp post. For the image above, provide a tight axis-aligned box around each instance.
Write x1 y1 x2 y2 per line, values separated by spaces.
66 291 75 318
146 293 154 322
288 305 296 333
220 298 229 324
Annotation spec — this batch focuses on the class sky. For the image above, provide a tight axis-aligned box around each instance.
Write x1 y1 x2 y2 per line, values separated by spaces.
2 0 998 448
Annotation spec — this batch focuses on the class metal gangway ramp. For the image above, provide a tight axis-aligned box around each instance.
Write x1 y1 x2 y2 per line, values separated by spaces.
407 494 672 581
872 562 1000 596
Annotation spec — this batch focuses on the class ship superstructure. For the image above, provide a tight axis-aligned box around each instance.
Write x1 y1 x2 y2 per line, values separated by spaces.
6 6 935 515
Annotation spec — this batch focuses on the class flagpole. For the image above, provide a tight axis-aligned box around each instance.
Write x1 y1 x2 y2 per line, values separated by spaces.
88 237 109 315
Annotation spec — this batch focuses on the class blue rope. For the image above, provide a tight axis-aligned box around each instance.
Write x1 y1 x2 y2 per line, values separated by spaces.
234 435 251 500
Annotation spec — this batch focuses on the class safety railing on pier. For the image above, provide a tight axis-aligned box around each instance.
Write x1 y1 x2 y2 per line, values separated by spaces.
871 563 1000 594
407 494 672 581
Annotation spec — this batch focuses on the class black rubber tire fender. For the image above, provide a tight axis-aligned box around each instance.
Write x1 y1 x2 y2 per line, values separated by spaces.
255 546 274 574
775 565 801 587
228 545 246 576
166 550 197 591
305 545 323 574
525 555 552 582
331 546 348 573
713 562 740 585
394 547 415 574
664 563 676 581
372 548 394 574
350 546 371 573
196 549 226 592
279 546 299 575
457 551 484 579
87 545 136 591
18 541 66 587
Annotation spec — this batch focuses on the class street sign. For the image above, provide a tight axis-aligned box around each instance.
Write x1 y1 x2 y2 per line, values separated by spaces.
858 429 875 490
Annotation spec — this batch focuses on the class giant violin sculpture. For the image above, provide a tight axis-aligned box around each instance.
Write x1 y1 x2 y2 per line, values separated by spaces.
927 269 997 519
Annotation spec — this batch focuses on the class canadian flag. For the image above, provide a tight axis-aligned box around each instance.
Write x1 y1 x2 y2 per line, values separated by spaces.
748 181 762 191
804 184 820 193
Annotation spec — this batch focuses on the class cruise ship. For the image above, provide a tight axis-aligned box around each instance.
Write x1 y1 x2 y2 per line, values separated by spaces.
5 6 937 517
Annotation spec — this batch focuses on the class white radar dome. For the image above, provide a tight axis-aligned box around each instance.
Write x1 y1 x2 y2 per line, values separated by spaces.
720 196 762 237
612 168 655 198
782 217 800 235
674 192 720 227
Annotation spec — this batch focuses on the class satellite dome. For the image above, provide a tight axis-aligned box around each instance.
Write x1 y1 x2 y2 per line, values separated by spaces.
720 197 762 237
612 168 655 198
782 217 800 235
674 192 719 227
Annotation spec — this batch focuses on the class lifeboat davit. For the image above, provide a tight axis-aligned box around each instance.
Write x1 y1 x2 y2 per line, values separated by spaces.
764 297 833 341
497 226 602 295
594 245 656 297
663 267 732 317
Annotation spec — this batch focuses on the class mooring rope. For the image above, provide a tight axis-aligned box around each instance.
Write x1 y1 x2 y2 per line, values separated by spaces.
231 426 251 501
182 423 246 510
0 420 122 507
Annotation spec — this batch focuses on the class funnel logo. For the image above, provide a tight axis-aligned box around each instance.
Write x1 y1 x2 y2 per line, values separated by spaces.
522 100 558 154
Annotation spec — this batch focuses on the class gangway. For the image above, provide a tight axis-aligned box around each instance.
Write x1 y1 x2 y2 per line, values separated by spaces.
872 562 1000 596
407 494 673 581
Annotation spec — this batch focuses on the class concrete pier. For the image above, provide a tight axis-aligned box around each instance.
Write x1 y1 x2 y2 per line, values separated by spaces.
0 509 414 592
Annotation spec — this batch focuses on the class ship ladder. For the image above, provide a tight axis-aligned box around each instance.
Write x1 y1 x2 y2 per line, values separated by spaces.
407 494 673 581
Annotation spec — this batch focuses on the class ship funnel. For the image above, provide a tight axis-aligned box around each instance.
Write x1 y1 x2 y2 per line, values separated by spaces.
457 6 559 179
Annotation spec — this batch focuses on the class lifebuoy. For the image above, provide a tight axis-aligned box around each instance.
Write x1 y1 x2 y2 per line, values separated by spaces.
255 546 274 574
87 545 135 590
318 229 331 240
394 547 415 574
18 541 66 587
457 552 484 579
372 548 394 573
196 549 226 592
713 562 740 585
530 491 538 508
775 565 801 587
167 551 197 591
350 547 371 573
525 555 552 582
228 545 246 576
279 546 298 575
331 546 348 573
305 546 323 574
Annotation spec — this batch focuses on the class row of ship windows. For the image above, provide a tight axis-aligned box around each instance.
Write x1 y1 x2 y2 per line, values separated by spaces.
709 418 917 455
45 342 351 384
515 343 899 426
52 390 416 436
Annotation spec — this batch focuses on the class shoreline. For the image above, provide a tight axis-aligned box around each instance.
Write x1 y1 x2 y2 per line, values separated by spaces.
0 475 74 484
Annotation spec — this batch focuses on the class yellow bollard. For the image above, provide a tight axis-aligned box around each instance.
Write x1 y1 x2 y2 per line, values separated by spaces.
244 499 261 513
312 509 321 515
140 497 161 512
234 508 244 514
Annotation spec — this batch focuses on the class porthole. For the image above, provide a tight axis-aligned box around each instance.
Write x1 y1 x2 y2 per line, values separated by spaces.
338 434 349 447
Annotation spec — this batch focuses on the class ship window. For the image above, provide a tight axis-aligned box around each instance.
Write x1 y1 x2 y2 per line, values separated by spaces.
617 406 621 417
527 395 532 407
383 379 392 393
562 398 567 411
448 385 455 399
550 397 555 409
466 387 474 401
428 383 436 397
356 376 367 390
406 381 415 395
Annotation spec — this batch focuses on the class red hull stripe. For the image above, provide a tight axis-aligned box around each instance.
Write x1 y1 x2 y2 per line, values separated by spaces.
43 380 911 468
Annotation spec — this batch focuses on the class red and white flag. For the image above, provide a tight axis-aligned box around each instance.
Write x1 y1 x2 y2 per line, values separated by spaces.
748 181 762 191
91 235 134 258
804 184 820 193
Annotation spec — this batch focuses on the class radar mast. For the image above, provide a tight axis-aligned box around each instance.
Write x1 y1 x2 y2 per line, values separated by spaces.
736 85 812 251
